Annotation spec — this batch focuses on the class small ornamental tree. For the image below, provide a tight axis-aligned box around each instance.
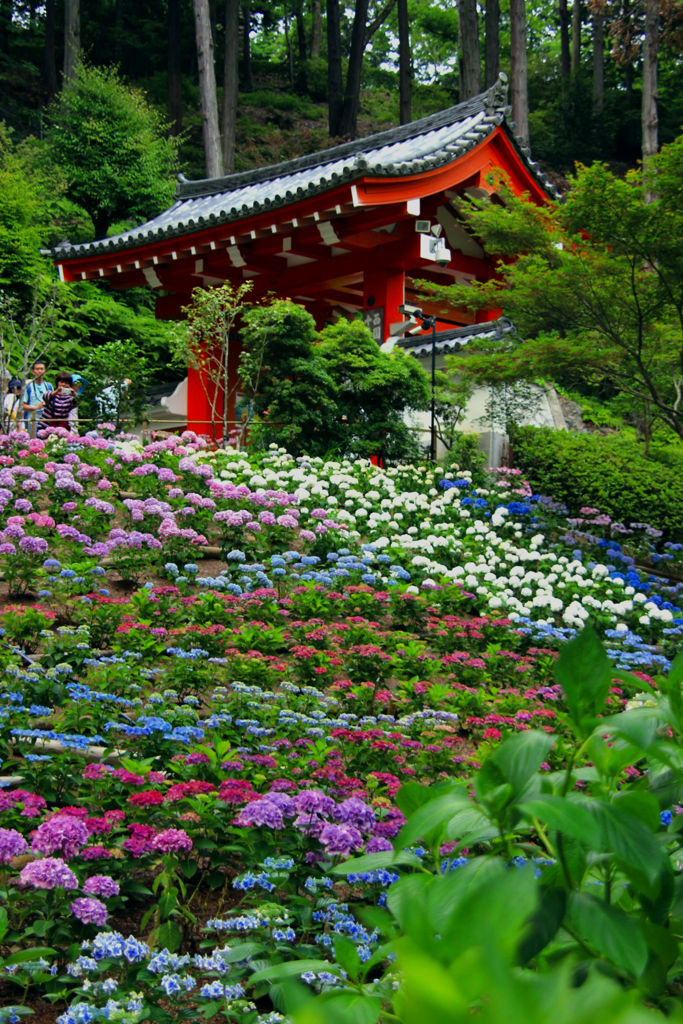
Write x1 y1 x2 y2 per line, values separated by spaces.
80 339 150 431
46 64 179 239
317 317 431 462
239 299 338 456
175 281 253 443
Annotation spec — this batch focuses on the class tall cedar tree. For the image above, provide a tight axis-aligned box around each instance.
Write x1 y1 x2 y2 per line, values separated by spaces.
168 0 183 136
398 0 411 123
485 0 500 88
459 0 481 100
193 0 223 178
510 0 529 145
222 0 240 171
63 0 80 86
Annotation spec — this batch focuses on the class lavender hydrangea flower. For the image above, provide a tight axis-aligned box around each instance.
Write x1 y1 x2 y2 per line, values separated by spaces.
0 828 28 863
319 824 364 857
70 897 108 926
293 789 337 817
335 798 376 831
83 875 120 898
31 816 90 859
18 857 79 890
237 801 284 830
365 836 394 853
19 536 48 554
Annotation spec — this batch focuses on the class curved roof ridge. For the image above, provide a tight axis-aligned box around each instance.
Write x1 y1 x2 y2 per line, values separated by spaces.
176 74 510 201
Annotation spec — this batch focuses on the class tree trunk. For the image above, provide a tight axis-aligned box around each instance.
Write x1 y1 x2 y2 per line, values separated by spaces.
295 1 307 61
592 8 604 113
484 0 500 89
63 0 81 86
558 0 570 96
44 0 57 99
397 0 411 123
115 0 124 65
509 0 529 145
283 2 294 87
168 0 183 134
458 0 481 100
642 0 658 160
571 0 581 73
327 0 343 135
241 2 252 89
0 0 12 56
221 0 239 170
193 0 223 178
339 0 369 139
310 0 322 57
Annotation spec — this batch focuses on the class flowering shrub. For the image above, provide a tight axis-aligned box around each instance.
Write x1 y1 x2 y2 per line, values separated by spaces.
0 429 680 1021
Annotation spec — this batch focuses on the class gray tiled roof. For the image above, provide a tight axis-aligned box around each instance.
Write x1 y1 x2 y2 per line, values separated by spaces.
52 74 556 262
398 317 517 358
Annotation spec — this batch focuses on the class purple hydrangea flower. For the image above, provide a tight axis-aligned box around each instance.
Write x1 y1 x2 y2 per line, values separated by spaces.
335 798 376 831
293 789 337 817
365 836 394 853
319 824 364 857
261 792 296 817
237 801 284 830
19 536 48 554
83 874 120 897
0 827 28 863
70 897 108 926
18 857 79 890
31 816 89 859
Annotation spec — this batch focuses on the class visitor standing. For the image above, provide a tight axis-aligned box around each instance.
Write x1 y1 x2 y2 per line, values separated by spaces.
42 373 78 429
3 378 24 431
23 361 53 433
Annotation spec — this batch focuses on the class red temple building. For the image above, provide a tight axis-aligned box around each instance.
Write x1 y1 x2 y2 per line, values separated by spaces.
52 73 555 438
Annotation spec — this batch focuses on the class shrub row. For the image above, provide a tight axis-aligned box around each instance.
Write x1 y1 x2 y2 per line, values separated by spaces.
512 427 683 539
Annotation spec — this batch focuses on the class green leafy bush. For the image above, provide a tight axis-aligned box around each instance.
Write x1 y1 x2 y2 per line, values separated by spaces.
513 427 683 538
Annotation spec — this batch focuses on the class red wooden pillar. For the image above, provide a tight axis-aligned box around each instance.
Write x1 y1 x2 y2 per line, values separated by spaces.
363 268 405 343
186 337 241 440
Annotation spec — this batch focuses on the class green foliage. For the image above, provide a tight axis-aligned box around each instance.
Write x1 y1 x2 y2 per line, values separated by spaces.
0 126 57 299
174 281 253 440
45 63 179 238
78 339 151 431
239 305 431 461
512 426 683 538
442 431 488 484
287 628 683 1023
60 282 177 376
239 299 339 457
317 318 430 462
420 142 683 442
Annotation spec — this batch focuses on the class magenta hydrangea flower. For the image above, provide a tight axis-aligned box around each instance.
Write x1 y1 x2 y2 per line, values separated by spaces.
83 875 120 898
31 815 90 859
150 829 193 854
70 897 108 926
0 828 28 863
18 857 79 890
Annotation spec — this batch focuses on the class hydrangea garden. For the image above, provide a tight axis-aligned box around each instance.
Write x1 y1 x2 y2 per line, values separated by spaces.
1 427 683 1024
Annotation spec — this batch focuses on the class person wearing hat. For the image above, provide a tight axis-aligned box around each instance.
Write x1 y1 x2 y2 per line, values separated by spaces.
4 377 24 429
